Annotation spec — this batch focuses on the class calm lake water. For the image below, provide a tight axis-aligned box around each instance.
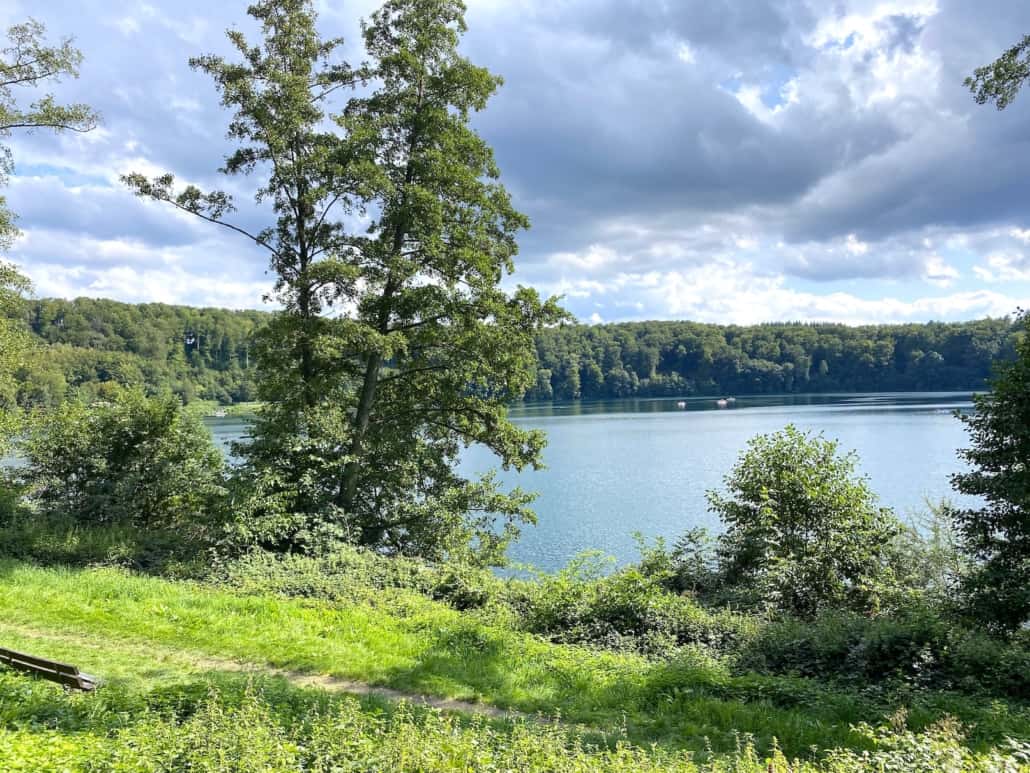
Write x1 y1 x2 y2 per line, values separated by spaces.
204 392 978 572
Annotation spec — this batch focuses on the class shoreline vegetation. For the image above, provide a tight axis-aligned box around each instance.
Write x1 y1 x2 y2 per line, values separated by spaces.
4 296 1019 410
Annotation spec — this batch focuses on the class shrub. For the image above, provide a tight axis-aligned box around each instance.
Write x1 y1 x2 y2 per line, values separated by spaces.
19 386 226 534
0 472 23 527
513 553 755 656
0 512 206 573
211 546 506 613
736 606 1030 700
689 426 903 618
5 684 1028 772
884 500 968 610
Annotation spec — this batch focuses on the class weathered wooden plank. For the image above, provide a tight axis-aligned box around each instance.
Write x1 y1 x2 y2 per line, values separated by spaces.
0 646 98 691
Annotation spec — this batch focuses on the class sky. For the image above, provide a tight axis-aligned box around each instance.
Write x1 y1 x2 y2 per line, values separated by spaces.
5 0 1030 325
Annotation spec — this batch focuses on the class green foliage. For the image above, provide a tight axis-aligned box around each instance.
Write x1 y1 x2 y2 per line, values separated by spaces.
527 318 1018 400
4 681 1024 773
0 261 31 446
884 500 969 611
6 560 1030 766
737 607 1030 700
126 0 566 564
18 387 225 537
950 311 1030 631
3 297 265 407
204 543 1030 703
965 33 1030 110
0 18 100 248
0 512 207 574
511 553 755 656
209 545 504 612
4 300 1019 408
687 427 903 617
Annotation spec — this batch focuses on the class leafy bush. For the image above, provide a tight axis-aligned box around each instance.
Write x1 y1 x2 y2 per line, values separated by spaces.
736 606 1030 700
672 426 903 618
211 546 1030 699
211 546 507 614
884 500 968 610
19 386 226 533
0 512 206 573
511 553 755 656
0 472 23 527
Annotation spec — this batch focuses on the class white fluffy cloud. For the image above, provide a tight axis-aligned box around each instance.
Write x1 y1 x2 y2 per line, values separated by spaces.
4 0 1030 323
536 258 1026 325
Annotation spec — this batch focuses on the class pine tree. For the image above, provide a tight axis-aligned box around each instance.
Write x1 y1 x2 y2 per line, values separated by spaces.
951 312 1030 631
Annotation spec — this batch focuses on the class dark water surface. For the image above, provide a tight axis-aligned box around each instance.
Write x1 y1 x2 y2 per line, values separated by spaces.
204 392 977 572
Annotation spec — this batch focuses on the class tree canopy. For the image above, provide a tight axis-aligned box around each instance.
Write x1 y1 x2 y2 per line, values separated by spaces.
1 298 1021 410
0 18 100 248
126 0 565 564
965 34 1030 109
951 312 1030 631
0 261 31 446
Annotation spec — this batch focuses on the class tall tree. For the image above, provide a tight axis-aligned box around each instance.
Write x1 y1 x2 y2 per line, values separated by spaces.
125 0 365 538
950 312 1030 631
1 19 99 248
958 42 1030 631
324 0 566 562
128 0 565 564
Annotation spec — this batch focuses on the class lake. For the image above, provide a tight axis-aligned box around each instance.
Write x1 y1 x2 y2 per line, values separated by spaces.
205 392 978 572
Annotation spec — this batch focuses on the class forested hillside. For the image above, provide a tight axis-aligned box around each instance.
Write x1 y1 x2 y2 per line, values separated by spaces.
529 318 1021 400
12 297 267 406
5 297 1022 406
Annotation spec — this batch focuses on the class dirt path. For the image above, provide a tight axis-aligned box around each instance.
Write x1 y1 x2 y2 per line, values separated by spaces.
0 621 531 721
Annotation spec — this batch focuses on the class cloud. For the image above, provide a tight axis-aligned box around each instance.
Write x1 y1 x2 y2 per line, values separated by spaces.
3 0 1030 324
534 259 1026 325
974 253 1030 282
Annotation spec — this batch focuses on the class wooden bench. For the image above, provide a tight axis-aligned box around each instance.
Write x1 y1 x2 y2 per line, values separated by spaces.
0 646 99 691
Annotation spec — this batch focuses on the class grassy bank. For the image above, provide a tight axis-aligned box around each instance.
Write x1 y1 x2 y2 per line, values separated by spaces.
1 560 1028 770
185 400 262 419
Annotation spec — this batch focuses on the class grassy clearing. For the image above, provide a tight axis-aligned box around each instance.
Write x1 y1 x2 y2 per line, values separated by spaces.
5 672 1021 773
1 559 1028 765
1 626 1026 772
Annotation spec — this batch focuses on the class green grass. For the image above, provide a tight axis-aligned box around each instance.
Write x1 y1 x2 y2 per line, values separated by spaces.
0 626 1025 773
0 559 1027 765
185 399 262 419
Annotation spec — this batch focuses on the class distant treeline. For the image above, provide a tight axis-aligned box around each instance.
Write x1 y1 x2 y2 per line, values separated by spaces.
6 298 1022 405
527 318 1022 401
11 298 266 406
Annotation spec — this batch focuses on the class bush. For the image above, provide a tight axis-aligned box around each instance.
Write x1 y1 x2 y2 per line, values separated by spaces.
211 546 506 613
511 553 755 656
0 512 207 573
681 426 903 618
5 684 1028 772
19 386 226 534
736 606 1030 700
0 472 23 526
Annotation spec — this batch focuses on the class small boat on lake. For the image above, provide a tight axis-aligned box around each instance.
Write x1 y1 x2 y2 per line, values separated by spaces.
716 399 729 408
676 401 687 408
